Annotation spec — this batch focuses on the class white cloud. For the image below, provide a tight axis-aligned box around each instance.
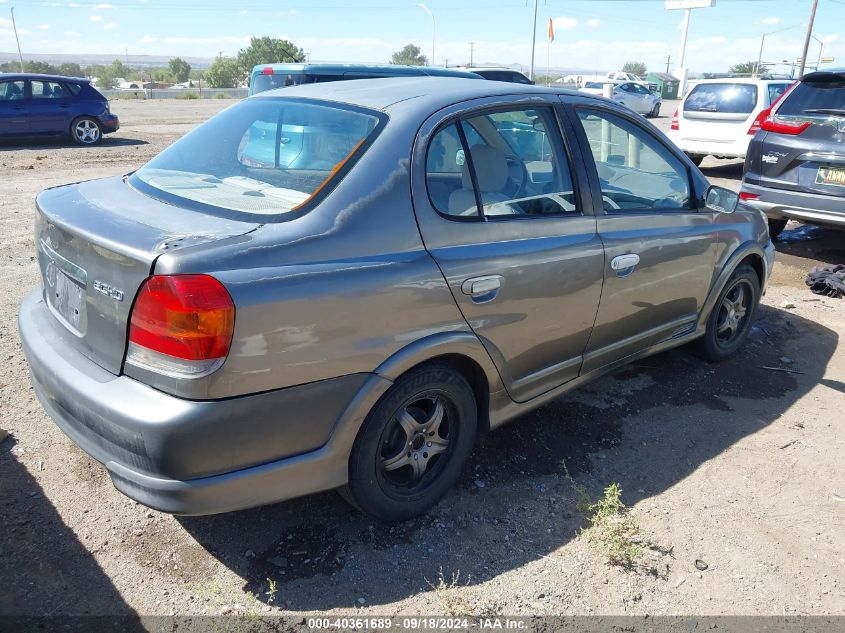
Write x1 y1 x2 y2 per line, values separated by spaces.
140 34 156 43
96 3 114 8
35 23 51 30
163 35 251 45
90 14 102 22
586 18 600 28
68 2 81 6
552 16 577 31
65 30 81 37
103 22 116 29
276 9 299 17
760 16 780 25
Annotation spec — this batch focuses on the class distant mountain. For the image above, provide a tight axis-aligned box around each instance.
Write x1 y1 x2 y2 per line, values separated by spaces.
0 51 215 69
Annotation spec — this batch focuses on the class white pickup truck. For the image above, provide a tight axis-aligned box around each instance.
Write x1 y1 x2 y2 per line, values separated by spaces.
562 71 645 87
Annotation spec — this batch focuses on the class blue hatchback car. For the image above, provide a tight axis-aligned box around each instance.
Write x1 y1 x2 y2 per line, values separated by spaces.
0 74 119 145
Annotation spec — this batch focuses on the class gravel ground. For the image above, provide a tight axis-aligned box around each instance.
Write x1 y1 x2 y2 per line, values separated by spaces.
1 98 844 620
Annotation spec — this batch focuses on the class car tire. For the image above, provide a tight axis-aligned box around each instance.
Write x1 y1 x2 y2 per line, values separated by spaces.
685 153 705 166
768 218 788 240
343 363 477 521
697 264 760 362
71 117 103 146
648 104 660 118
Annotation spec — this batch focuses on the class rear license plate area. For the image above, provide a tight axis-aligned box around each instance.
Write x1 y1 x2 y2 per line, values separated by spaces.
51 271 84 330
815 166 845 187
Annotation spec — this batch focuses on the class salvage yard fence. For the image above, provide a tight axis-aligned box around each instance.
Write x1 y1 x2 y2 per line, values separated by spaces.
101 88 248 100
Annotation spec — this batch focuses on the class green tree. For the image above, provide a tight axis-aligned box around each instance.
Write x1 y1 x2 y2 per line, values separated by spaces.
205 55 240 88
108 59 130 79
621 61 647 77
56 62 84 77
25 61 57 74
237 36 304 81
730 60 768 75
168 57 192 83
390 43 427 66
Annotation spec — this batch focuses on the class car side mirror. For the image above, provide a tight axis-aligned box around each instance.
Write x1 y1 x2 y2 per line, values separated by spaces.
705 185 738 214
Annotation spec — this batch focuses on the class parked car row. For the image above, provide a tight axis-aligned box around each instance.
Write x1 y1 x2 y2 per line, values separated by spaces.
668 71 845 236
578 81 662 117
0 74 119 145
20 76 773 521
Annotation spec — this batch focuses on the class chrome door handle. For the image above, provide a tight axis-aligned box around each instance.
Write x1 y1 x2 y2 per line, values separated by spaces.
611 253 640 273
461 275 503 302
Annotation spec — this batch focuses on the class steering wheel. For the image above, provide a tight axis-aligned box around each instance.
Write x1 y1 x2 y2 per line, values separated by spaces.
503 155 529 198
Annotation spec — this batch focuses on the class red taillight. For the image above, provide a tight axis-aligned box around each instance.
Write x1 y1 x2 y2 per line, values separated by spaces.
262 67 274 75
670 109 679 131
739 191 759 201
760 117 811 135
127 275 234 376
748 108 769 135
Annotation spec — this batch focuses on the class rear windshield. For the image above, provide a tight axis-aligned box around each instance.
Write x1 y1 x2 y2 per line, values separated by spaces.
130 98 384 217
777 74 845 116
684 83 757 114
251 72 312 95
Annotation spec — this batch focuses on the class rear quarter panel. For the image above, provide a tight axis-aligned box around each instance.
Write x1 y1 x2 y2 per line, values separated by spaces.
143 112 472 399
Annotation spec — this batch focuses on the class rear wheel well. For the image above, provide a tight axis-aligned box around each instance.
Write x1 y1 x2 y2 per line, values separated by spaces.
396 354 491 433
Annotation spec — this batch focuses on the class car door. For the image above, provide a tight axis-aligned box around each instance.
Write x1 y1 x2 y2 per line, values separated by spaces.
412 96 604 402
566 100 719 373
28 80 74 135
615 83 636 109
0 80 29 137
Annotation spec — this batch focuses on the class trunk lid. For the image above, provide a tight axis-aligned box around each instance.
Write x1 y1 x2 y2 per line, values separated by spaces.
35 175 259 374
750 72 845 197
753 121 845 197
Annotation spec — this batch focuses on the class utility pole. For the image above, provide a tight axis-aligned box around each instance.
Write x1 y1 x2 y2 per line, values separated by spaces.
469 42 475 66
798 0 819 78
417 4 435 67
664 55 672 73
528 0 538 81
10 7 24 72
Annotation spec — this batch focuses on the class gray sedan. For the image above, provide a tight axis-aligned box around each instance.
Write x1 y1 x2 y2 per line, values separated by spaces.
20 78 774 521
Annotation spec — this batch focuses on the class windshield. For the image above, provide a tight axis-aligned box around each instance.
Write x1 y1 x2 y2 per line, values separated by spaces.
684 83 757 114
251 72 312 95
131 98 384 217
777 75 845 117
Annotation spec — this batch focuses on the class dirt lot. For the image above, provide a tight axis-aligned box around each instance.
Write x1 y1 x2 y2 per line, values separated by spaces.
1 99 844 620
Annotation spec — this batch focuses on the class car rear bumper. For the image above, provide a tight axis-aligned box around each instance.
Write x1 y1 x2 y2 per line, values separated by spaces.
667 133 751 159
19 289 379 515
100 114 120 134
741 182 845 228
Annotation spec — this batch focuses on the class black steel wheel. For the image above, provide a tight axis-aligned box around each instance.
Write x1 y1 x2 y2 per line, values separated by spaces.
697 264 760 361
343 364 477 521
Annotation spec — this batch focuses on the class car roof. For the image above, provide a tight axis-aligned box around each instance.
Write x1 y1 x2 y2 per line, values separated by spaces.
254 76 581 113
250 63 480 79
692 77 790 85
0 73 89 83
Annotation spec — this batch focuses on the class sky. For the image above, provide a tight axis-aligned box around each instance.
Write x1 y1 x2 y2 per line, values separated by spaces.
1 0 844 74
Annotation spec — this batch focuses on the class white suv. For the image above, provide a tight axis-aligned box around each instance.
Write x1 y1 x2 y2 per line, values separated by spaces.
667 78 792 165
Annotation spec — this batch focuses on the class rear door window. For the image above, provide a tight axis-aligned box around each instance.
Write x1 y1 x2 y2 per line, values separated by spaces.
684 83 757 114
426 107 578 219
31 81 68 99
767 83 791 105
0 80 25 101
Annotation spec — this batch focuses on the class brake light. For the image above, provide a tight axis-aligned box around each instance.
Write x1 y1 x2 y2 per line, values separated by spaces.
748 108 769 135
126 275 234 378
670 109 679 131
262 67 274 75
739 192 759 201
760 117 811 135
